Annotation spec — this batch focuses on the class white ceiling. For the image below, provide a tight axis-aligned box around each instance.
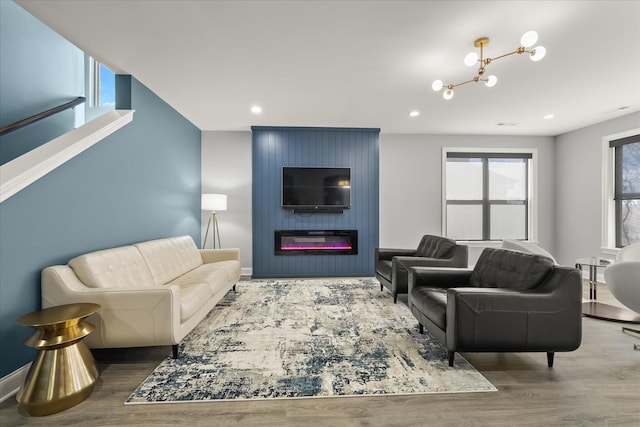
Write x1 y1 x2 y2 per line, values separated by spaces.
16 0 640 136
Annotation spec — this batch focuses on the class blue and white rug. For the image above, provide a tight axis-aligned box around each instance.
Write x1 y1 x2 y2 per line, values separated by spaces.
125 278 496 403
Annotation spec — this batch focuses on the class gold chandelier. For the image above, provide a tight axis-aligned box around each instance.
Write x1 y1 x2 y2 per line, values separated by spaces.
432 31 546 100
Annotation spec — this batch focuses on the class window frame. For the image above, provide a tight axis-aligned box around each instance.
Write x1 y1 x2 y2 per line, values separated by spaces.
442 147 538 245
608 132 640 249
602 130 640 249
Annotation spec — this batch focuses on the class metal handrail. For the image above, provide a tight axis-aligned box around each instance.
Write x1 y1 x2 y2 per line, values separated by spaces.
0 96 86 136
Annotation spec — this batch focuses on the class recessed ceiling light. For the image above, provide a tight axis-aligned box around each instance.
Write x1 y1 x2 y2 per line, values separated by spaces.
409 110 420 117
251 105 262 114
543 114 555 120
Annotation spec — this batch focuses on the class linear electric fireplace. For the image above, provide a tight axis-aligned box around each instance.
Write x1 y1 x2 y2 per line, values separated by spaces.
275 230 358 255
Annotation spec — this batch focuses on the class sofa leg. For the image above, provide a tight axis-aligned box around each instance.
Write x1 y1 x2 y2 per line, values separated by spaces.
547 352 554 367
393 293 398 304
448 351 455 367
233 284 236 292
419 324 424 334
172 344 179 359
380 283 383 291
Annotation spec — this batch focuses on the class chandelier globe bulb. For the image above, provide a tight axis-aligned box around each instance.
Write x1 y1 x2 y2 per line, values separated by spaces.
432 79 443 91
485 75 498 87
530 46 546 61
443 89 454 100
520 30 539 48
464 52 478 67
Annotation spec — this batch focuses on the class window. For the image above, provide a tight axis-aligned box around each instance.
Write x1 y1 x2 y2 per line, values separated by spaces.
443 149 534 241
93 61 115 108
611 134 640 247
87 57 115 109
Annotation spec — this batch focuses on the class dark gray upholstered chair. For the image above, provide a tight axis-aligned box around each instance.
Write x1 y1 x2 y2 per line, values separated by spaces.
408 248 582 367
375 235 468 303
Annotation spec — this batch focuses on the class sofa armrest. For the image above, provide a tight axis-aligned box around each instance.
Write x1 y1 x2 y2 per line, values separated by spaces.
42 266 182 347
200 248 241 264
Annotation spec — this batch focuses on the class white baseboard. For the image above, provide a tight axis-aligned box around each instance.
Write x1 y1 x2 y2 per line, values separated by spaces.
241 267 253 277
0 363 30 403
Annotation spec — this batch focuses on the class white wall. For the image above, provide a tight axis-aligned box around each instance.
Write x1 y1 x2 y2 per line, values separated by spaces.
554 112 640 267
201 131 253 275
379 133 556 265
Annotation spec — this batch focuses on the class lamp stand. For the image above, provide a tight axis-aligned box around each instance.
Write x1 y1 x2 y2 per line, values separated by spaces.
202 210 222 249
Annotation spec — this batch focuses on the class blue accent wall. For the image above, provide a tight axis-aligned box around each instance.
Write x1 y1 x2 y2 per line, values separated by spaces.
252 126 379 277
0 2 201 377
0 1 85 164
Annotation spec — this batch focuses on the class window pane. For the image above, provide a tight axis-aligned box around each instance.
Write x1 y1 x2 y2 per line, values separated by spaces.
99 64 116 108
489 158 526 200
621 142 640 194
620 200 640 246
447 204 483 240
446 158 483 200
490 204 526 240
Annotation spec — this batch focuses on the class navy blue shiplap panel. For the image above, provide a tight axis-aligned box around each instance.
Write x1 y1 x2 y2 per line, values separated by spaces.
252 127 379 278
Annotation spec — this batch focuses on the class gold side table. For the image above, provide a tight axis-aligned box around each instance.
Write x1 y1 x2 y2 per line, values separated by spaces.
16 303 100 416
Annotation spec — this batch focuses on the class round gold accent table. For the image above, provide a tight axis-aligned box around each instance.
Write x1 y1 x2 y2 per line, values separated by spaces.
16 303 100 416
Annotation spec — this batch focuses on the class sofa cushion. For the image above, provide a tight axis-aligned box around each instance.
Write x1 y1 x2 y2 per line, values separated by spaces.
410 287 448 330
176 282 212 322
69 246 155 289
416 235 457 258
135 236 203 286
168 261 236 295
377 260 393 281
470 248 554 291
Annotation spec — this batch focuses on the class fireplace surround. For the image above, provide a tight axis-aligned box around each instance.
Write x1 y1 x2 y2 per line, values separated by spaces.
275 230 358 255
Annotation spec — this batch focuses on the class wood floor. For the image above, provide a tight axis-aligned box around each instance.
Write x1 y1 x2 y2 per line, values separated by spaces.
1 280 639 426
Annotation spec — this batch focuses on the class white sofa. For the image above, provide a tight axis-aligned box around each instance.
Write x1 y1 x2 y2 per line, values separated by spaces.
41 235 241 357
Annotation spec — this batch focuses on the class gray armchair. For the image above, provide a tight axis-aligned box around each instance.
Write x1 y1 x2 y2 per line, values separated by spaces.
375 235 468 303
408 248 582 367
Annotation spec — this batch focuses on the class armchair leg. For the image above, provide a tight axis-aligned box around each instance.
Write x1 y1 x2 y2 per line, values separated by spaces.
448 351 455 367
380 283 383 291
393 293 398 304
418 323 423 334
172 344 179 359
547 352 554 367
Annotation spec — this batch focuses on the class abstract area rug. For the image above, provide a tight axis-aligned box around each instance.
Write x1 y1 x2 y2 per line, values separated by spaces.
125 278 496 404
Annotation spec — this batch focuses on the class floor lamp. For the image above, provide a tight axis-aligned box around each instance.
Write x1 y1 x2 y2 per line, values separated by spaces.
201 193 227 249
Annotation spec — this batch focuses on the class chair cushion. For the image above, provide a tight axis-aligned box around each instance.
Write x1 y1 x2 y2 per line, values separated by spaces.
69 245 155 289
135 236 203 286
471 248 553 291
416 235 457 258
410 287 448 330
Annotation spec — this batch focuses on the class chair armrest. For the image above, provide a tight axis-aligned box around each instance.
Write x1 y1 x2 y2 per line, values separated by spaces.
407 267 472 311
200 248 241 264
375 248 416 262
446 271 582 352
408 267 473 289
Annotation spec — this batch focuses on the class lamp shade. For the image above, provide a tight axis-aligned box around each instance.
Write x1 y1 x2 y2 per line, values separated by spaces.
202 193 227 211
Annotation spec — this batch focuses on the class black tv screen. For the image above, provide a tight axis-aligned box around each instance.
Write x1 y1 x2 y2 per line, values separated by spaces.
282 167 351 210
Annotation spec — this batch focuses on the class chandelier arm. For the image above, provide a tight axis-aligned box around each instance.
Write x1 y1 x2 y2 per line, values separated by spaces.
489 49 522 62
448 77 479 89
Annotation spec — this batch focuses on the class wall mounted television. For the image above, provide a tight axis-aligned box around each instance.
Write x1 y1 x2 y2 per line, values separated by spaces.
282 166 351 212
